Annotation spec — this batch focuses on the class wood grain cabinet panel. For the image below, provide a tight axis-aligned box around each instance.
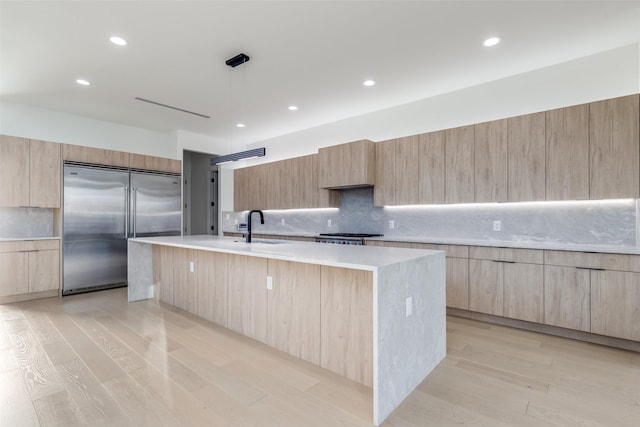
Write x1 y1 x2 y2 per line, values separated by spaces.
62 144 129 168
474 119 507 202
418 131 445 204
469 259 503 316
446 257 469 310
227 255 268 343
374 139 396 206
445 125 475 204
172 248 197 314
544 265 590 332
320 266 373 387
28 250 60 293
507 112 545 201
545 104 589 200
589 94 640 199
29 139 61 208
503 262 543 323
130 153 181 174
153 245 175 305
196 251 228 327
318 140 375 189
267 260 321 365
395 135 420 205
233 167 250 211
0 252 29 297
591 270 640 341
0 135 30 207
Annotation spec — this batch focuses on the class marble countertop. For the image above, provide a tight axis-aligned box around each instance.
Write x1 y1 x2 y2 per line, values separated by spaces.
0 236 61 242
130 235 442 271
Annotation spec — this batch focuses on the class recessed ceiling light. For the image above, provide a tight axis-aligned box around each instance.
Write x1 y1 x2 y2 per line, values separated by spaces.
363 80 376 87
288 105 298 111
110 36 127 46
236 123 245 128
483 37 500 47
76 79 90 86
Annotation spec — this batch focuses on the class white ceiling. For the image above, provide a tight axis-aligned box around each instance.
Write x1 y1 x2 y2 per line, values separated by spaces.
2 1 640 145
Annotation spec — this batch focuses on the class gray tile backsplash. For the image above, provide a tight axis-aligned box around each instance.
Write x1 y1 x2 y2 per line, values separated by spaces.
0 207 54 238
223 190 637 247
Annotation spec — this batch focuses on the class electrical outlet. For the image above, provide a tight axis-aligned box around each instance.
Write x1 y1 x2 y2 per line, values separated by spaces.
493 220 501 232
281 218 285 226
406 296 413 317
327 219 332 227
225 213 230 220
234 219 238 225
266 276 273 290
189 261 195 273
389 220 395 229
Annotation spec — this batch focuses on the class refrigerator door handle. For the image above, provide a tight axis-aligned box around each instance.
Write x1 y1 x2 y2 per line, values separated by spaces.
123 186 129 238
133 187 138 238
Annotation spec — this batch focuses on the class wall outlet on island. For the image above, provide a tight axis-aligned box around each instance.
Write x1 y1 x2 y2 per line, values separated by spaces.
406 296 412 317
327 219 332 227
493 220 502 232
189 261 195 273
266 276 273 290
281 218 285 226
389 220 395 229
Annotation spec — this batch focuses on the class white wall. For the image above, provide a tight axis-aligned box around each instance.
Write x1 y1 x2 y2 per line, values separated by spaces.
0 102 175 158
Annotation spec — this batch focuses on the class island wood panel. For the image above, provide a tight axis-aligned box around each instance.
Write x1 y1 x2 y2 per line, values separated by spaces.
0 252 28 297
395 135 420 205
474 119 507 202
507 112 545 201
374 139 396 206
545 104 589 200
468 259 503 316
266 260 321 365
446 257 469 310
152 245 175 305
418 131 445 204
318 140 375 188
195 251 228 327
320 266 373 387
62 144 129 168
129 153 181 174
227 255 268 343
445 125 474 204
0 135 30 207
29 139 61 208
591 269 640 341
28 250 60 293
503 262 544 323
172 248 197 313
589 94 640 199
544 265 590 332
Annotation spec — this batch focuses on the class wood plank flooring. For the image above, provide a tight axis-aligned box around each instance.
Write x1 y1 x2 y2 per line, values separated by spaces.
1 288 639 426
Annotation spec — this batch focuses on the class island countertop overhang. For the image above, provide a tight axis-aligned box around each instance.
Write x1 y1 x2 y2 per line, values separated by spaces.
129 235 443 271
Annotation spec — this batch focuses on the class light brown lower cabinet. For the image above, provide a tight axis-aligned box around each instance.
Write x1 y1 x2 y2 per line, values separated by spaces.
543 265 591 332
446 257 469 310
469 259 504 316
0 240 60 303
503 262 543 323
591 270 640 341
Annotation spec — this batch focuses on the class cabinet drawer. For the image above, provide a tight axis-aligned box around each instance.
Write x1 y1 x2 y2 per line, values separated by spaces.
469 246 543 264
0 239 59 253
411 243 469 258
544 250 640 272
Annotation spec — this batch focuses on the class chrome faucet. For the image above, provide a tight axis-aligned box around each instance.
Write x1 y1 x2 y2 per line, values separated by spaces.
246 210 264 243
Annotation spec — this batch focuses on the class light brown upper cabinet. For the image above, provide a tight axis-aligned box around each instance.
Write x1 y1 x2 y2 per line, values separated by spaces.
418 131 445 204
373 139 397 206
130 153 182 174
545 104 589 200
395 135 420 205
62 143 129 168
474 119 507 202
318 140 375 189
445 125 474 203
589 94 639 200
0 135 61 208
507 112 545 201
233 154 338 211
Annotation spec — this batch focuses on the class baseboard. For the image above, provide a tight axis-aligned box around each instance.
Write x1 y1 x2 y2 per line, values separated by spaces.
0 289 59 304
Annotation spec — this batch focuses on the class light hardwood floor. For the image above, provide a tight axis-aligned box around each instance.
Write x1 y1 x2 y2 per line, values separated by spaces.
1 288 639 427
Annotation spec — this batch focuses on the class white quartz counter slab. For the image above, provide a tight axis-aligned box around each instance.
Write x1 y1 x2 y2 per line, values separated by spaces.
0 236 60 242
130 235 440 271
364 236 640 255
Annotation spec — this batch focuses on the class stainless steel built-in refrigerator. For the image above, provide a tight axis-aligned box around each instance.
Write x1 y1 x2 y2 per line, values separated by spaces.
63 163 181 295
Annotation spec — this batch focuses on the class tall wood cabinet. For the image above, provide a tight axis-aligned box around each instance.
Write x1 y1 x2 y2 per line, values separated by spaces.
474 119 507 202
589 94 639 199
418 131 446 204
318 140 375 189
0 136 61 208
445 125 475 204
507 112 545 201
373 139 397 206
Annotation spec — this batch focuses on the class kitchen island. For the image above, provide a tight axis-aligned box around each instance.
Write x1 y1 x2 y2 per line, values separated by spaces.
128 235 445 425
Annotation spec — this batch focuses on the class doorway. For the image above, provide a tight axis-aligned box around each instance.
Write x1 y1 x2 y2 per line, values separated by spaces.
182 150 219 235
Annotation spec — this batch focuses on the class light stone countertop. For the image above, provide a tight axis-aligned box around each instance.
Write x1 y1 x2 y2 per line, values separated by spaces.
0 236 61 242
129 235 441 271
